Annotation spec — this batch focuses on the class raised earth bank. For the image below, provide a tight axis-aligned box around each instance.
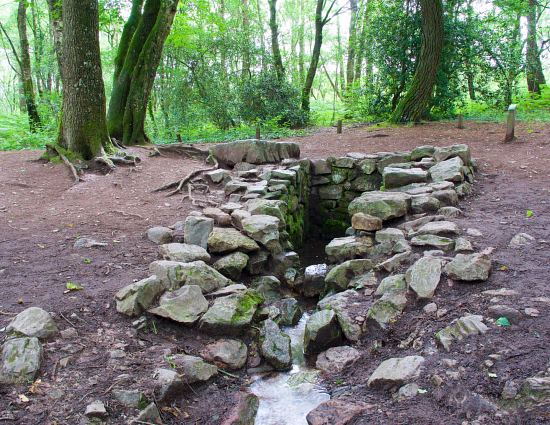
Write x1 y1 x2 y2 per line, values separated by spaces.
1 139 548 424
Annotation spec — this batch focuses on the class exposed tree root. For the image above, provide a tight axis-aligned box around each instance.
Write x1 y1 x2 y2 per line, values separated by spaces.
47 144 83 183
153 156 219 196
94 147 141 170
152 141 211 161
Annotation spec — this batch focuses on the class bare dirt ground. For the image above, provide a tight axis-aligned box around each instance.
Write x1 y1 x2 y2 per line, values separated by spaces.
1 121 549 424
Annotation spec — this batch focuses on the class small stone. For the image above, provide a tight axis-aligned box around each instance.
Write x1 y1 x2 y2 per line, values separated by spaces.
412 221 460 237
315 346 361 372
73 237 107 248
501 380 519 400
466 228 482 237
375 274 406 296
454 237 473 252
305 400 369 425
148 285 208 324
325 236 373 263
444 253 491 281
203 207 232 226
368 356 425 389
0 337 43 384
348 191 411 221
221 391 259 425
406 257 442 299
213 252 249 280
201 339 248 370
207 227 260 253
146 226 173 244
259 319 292 370
398 383 419 399
303 264 328 297
85 400 107 418
184 216 214 249
524 308 540 317
438 206 462 218
351 212 383 231
113 389 146 408
230 209 251 230
411 234 454 251
375 228 405 243
430 156 464 182
436 315 488 351
318 290 364 341
153 368 184 402
159 243 211 263
206 169 229 183
508 233 535 248
169 354 218 383
487 305 521 321
115 276 165 317
275 298 302 326
6 307 58 339
411 196 440 214
304 310 342 355
423 302 437 314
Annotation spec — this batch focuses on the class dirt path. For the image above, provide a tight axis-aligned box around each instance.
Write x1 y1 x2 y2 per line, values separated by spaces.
1 121 549 424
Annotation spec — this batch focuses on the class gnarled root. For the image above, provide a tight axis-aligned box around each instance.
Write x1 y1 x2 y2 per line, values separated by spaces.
45 144 83 184
153 156 219 196
95 147 141 170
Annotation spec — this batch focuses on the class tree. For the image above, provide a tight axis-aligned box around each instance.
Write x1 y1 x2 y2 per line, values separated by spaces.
301 0 339 113
345 0 358 87
526 0 546 94
17 0 41 131
391 0 444 123
268 0 285 80
107 0 179 146
59 0 110 159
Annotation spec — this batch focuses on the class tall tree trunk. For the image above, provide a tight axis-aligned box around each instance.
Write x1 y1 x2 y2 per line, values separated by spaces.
46 0 63 80
302 0 336 112
268 0 284 80
391 0 443 123
346 0 358 87
242 0 251 79
60 0 110 159
526 0 546 94
17 0 41 131
298 0 305 84
107 0 179 145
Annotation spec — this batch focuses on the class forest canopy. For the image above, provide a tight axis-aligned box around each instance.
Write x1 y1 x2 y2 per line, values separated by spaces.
0 0 548 153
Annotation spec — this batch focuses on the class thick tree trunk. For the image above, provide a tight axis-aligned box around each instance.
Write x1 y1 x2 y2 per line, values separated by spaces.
526 0 546 94
17 0 41 131
268 0 284 80
107 0 179 146
60 0 110 159
346 0 358 87
391 0 443 123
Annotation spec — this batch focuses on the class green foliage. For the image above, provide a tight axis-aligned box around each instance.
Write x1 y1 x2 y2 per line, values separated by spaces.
238 71 307 128
0 113 55 151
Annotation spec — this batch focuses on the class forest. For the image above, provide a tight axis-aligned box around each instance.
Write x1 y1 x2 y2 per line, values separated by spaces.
0 0 548 155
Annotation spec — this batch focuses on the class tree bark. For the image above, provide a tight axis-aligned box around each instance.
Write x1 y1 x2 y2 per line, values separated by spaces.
242 0 251 79
268 0 284 80
60 0 110 159
526 0 546 94
302 0 336 112
17 0 41 131
46 0 63 79
346 0 358 87
391 0 443 123
107 0 179 146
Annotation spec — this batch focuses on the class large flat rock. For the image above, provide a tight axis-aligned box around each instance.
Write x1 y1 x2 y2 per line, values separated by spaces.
211 140 300 166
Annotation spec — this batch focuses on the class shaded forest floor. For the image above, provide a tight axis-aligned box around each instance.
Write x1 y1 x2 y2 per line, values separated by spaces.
1 121 549 424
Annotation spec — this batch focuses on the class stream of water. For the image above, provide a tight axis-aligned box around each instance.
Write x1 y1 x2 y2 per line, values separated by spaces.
250 313 330 425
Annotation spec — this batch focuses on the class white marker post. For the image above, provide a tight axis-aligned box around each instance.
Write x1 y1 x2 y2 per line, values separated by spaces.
504 104 516 143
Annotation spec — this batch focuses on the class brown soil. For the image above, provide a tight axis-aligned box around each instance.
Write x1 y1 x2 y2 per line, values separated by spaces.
1 121 549 424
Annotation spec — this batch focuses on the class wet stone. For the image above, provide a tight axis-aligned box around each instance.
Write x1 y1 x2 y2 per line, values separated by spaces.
303 264 328 297
201 339 248 371
259 319 292 370
304 310 342 355
315 346 361 372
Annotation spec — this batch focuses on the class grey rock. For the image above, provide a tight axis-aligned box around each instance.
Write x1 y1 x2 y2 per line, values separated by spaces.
305 400 370 425
134 403 162 424
432 189 459 207
367 288 407 329
6 307 57 339
438 206 462 218
304 310 342 354
147 226 173 244
444 253 491 281
208 227 260 253
201 339 247 370
411 234 454 251
153 368 184 402
148 285 208 324
170 354 218 384
241 215 281 253
325 259 376 292
350 174 382 192
318 184 343 200
213 252 249 280
159 243 211 263
501 380 519 400
199 290 264 335
436 315 488 351
376 251 413 273
325 236 373 263
203 207 232 226
333 157 356 168
150 260 232 293
375 274 406 296
454 237 473 252
205 169 229 183
375 228 405 243
275 298 302 326
259 319 292 370
230 209 251 230
406 257 442 299
368 356 425 389
412 220 460 237
312 159 331 175
85 400 107 418
508 232 535 249
0 337 42 384
410 145 435 161
358 156 378 174
115 275 165 316
112 389 146 408
376 152 412 173
245 199 287 226
303 264 328 297
246 250 270 275
318 290 363 341
316 346 361 372
208 284 247 298
487 305 521 322
383 167 428 189
211 140 300 166
252 276 281 303
433 144 471 164
411 195 440 214
73 237 107 248
348 191 411 221
184 216 214 249
398 383 420 400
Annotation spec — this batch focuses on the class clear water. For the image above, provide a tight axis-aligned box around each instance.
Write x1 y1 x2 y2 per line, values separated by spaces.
250 313 330 425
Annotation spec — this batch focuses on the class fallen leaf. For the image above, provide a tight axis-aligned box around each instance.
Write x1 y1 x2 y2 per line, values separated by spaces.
18 394 29 403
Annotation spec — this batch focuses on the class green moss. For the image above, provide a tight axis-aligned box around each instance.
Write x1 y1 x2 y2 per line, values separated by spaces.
231 291 264 325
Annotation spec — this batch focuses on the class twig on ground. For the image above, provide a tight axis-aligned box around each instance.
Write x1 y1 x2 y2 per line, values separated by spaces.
0 310 17 316
59 312 78 328
97 210 146 220
218 369 239 379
